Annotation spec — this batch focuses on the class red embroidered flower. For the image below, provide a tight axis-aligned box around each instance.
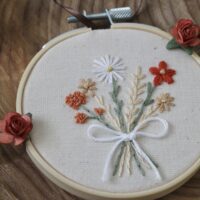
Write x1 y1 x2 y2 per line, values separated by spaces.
94 108 105 115
65 91 87 110
0 112 33 146
171 19 200 47
75 113 88 124
149 61 176 86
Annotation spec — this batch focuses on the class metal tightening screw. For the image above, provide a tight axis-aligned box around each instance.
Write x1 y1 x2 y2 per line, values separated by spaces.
67 7 134 23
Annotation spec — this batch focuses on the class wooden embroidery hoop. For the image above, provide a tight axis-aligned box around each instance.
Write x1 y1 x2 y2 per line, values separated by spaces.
16 23 200 200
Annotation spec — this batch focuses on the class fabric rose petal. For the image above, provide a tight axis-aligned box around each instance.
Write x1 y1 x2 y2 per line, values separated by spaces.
0 112 33 146
149 61 176 86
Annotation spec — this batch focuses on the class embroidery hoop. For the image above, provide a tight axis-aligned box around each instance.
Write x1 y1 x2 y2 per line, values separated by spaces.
16 23 200 200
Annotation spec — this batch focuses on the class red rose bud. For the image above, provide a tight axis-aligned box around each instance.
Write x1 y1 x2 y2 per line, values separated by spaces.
171 19 200 47
0 112 33 146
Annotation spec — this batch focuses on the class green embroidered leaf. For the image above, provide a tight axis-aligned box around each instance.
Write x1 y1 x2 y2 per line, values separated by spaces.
181 47 193 55
110 79 126 132
145 99 154 106
166 38 180 49
113 142 126 176
147 82 153 93
114 108 118 114
119 100 123 107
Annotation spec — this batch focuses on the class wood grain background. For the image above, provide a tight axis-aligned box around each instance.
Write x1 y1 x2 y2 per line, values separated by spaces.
0 0 200 199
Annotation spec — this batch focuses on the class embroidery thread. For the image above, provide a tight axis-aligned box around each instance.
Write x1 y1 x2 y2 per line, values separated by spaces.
65 57 176 181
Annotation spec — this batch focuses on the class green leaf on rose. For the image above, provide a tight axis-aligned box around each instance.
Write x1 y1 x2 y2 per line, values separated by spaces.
181 46 193 55
166 38 180 49
166 38 193 55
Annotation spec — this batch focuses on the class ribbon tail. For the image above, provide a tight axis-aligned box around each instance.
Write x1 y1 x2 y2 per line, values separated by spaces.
132 140 162 181
102 139 124 182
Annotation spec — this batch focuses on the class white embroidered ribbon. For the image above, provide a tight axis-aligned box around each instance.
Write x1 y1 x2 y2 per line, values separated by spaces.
87 117 169 182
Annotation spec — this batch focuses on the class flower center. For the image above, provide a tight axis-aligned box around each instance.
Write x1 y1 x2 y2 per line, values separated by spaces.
107 66 113 72
160 69 166 74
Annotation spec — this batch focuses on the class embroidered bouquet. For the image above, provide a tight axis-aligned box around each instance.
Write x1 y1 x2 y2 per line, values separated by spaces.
65 55 176 182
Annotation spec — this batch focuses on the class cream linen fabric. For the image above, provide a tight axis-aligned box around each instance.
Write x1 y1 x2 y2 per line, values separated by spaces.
23 29 200 193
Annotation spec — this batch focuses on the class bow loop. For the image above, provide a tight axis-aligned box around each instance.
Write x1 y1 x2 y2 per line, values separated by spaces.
87 124 124 142
133 117 169 138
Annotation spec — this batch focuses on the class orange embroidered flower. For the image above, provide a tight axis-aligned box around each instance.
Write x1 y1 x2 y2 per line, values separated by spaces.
75 113 88 124
65 91 87 110
94 108 105 115
149 61 176 86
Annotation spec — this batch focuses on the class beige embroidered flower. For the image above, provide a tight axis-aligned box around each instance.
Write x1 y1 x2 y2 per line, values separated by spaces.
78 79 97 97
156 93 175 113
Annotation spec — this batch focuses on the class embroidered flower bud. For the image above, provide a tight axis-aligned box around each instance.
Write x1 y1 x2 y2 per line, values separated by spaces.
94 108 105 115
75 113 88 124
65 91 87 110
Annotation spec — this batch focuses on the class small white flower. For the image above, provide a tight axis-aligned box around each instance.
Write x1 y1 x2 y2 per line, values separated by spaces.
93 55 126 84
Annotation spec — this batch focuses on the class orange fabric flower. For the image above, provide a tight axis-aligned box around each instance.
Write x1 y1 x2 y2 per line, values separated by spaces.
149 61 176 86
94 108 105 115
75 113 88 124
65 91 87 110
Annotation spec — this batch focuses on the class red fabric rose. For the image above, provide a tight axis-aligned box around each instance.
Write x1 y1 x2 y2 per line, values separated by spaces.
0 112 33 146
149 61 176 86
171 19 200 47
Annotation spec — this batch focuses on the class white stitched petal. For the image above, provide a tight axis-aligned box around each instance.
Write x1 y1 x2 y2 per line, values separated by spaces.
93 55 126 84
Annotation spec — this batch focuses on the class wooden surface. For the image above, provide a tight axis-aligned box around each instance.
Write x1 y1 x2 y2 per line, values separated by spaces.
0 0 200 199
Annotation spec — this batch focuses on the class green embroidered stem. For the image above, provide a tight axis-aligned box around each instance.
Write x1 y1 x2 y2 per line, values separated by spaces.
130 142 159 176
81 106 114 129
81 105 96 116
129 82 155 131
110 78 126 132
130 143 145 176
144 150 159 168
112 142 126 176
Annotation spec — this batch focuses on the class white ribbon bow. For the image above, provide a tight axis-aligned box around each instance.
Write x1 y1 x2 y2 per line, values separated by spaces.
87 117 169 182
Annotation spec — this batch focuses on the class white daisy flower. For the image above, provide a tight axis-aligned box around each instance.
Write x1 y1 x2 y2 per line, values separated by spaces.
93 55 126 84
